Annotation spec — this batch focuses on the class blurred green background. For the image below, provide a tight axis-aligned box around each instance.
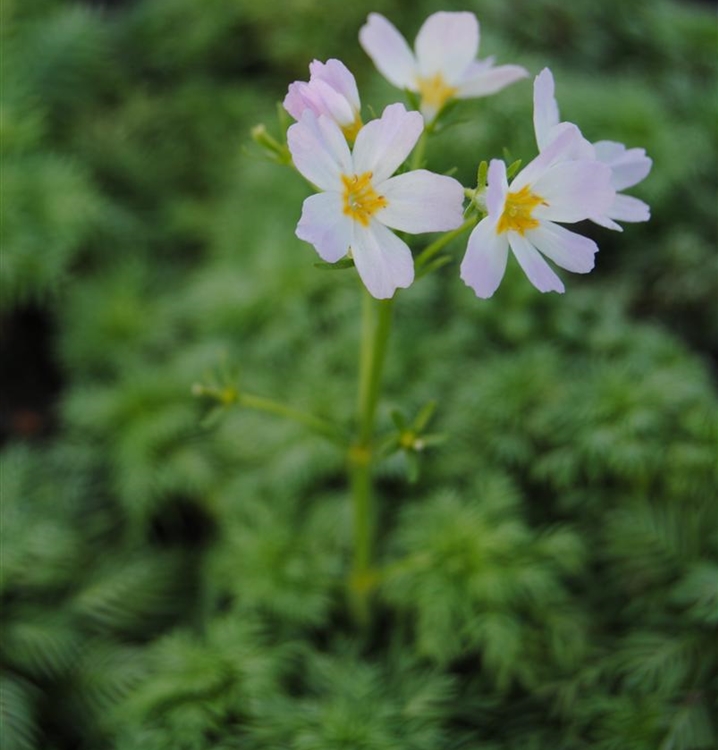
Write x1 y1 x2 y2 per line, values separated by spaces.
1 0 717 748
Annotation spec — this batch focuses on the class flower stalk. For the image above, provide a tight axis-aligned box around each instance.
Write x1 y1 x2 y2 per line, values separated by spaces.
415 216 478 274
349 289 394 625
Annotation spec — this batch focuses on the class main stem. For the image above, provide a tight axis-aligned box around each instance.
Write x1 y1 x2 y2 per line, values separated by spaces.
349 289 394 626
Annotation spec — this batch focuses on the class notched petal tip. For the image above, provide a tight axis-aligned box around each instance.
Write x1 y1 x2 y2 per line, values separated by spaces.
352 103 425 184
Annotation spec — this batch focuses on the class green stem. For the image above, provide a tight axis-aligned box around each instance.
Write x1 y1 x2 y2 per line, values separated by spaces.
349 290 395 625
410 129 428 171
357 293 394 444
415 216 478 272
238 392 346 446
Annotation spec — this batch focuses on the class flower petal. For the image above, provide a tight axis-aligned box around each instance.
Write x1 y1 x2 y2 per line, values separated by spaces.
605 193 651 223
512 123 585 189
415 12 479 83
508 232 565 293
376 170 465 233
460 217 509 298
309 59 360 114
305 78 357 126
456 62 528 98
486 159 509 219
283 81 312 121
590 214 623 232
352 103 424 184
351 221 414 299
296 191 353 263
543 123 596 161
532 160 614 224
594 140 652 191
359 13 417 90
533 68 560 150
527 221 598 274
287 111 352 191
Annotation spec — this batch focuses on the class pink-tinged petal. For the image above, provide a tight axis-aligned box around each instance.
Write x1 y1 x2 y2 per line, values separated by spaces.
284 81 315 120
352 103 424 184
512 124 585 190
351 221 414 299
594 140 652 190
486 159 509 219
287 111 352 191
605 194 651 223
296 191 353 263
460 217 509 298
527 221 598 274
306 78 356 127
508 232 565 294
415 12 479 83
359 13 417 90
533 68 560 150
376 170 465 233
532 160 614 224
309 59 360 113
456 63 528 98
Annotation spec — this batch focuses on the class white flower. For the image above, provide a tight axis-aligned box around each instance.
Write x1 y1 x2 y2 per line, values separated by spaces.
359 12 528 122
287 103 465 299
460 126 615 298
533 68 652 230
284 59 363 141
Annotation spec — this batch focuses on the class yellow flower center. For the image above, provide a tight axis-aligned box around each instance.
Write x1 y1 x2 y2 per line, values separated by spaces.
341 114 363 144
416 73 458 114
341 172 387 226
496 186 546 235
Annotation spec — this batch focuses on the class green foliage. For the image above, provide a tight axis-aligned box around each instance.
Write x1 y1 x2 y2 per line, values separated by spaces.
383 483 586 683
109 618 279 750
1 0 716 749
252 648 455 750
0 675 38 750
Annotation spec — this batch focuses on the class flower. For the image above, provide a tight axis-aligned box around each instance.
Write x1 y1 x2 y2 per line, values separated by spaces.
533 68 652 230
460 126 615 298
284 59 363 141
359 12 528 122
287 103 465 299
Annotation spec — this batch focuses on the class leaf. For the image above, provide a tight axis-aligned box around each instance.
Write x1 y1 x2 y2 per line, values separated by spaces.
0 676 38 750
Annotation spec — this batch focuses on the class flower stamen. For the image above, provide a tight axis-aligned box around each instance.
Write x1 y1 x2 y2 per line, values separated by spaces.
342 172 388 226
341 114 364 143
416 73 458 114
497 186 546 235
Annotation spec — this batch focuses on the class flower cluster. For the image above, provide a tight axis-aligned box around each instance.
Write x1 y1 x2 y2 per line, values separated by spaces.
277 11 651 300
359 12 528 123
287 103 464 298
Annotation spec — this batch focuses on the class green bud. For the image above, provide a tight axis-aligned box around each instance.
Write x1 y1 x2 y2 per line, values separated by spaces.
250 123 291 164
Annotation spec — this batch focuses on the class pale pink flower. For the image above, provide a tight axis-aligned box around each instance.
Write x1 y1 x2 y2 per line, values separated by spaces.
533 68 652 230
460 127 615 298
287 103 465 299
359 12 527 123
284 59 363 141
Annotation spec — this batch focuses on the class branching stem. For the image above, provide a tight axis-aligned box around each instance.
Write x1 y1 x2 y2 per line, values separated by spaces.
415 217 478 272
238 393 347 446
